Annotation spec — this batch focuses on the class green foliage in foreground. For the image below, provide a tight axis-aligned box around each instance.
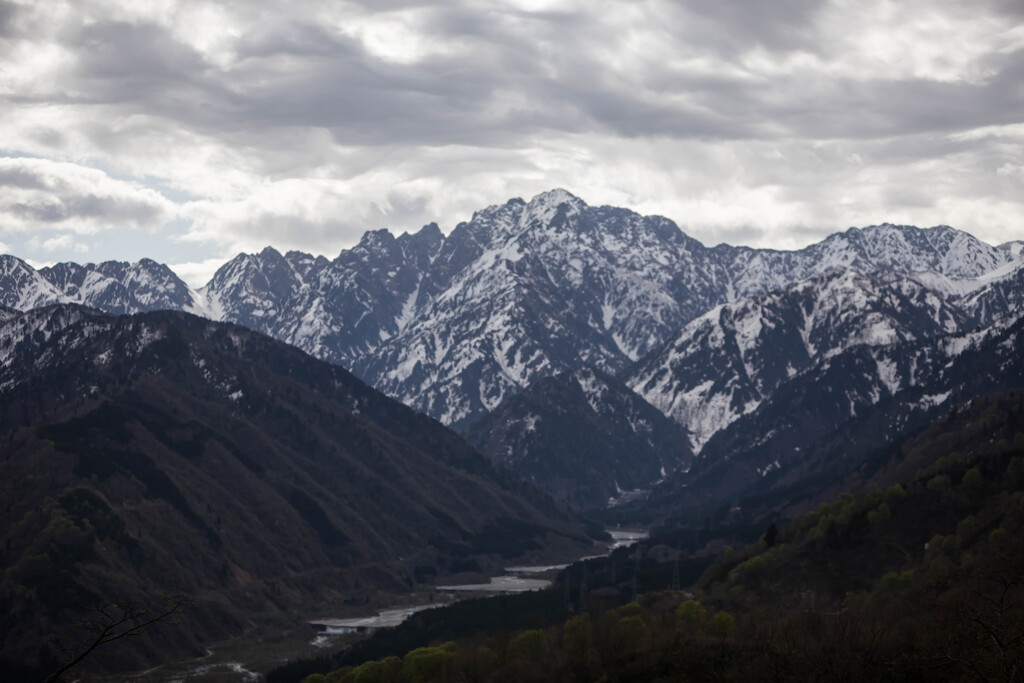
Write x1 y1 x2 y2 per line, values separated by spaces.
301 528 1023 682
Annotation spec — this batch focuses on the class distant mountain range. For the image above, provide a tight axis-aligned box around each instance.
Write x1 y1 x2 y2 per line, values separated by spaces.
2 189 1023 512
5 190 1019 428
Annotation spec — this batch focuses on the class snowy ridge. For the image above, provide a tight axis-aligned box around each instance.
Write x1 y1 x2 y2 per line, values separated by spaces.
347 195 1015 427
35 258 202 315
0 255 71 311
626 269 974 451
1 191 1018 429
657 305 1024 512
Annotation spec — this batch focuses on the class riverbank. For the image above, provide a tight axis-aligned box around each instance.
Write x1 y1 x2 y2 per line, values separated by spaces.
307 528 648 644
112 528 648 681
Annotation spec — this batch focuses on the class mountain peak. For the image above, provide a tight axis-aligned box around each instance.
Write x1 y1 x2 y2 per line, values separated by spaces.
356 228 397 250
521 188 586 227
413 221 442 239
0 253 32 270
399 222 444 252
999 240 1024 258
529 187 584 206
0 254 69 311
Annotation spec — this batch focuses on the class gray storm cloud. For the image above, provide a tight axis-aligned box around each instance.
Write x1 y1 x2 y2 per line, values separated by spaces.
0 0 1021 272
0 157 175 232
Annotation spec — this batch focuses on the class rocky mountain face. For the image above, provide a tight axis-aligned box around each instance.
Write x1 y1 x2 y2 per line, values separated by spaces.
468 261 1024 514
464 367 693 510
638 307 1024 518
0 254 204 314
200 223 445 366
320 200 1017 428
41 259 203 315
0 305 594 675
0 255 67 311
624 269 971 452
612 254 1024 518
3 191 1017 431
345 190 723 427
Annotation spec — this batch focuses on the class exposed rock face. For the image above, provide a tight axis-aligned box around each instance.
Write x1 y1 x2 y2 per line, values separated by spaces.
625 269 970 452
641 308 1024 516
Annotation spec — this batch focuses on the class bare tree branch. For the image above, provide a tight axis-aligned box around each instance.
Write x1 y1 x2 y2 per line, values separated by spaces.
45 593 189 683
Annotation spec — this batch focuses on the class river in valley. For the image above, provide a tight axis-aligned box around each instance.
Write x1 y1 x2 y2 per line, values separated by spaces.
151 528 649 680
308 527 649 639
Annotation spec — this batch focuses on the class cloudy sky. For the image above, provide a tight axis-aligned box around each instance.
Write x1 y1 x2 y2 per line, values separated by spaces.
1 0 1022 286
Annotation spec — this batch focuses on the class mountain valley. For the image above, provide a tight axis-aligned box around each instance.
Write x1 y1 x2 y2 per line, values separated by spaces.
1 190 1023 679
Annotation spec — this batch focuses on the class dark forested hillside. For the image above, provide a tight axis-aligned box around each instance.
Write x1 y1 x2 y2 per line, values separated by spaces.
0 307 596 678
465 367 693 510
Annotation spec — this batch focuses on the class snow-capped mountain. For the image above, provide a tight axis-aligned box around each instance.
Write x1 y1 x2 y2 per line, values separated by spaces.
625 269 971 451
200 191 1022 427
201 224 444 366
953 258 1024 327
464 366 693 510
345 191 725 426
41 258 203 315
0 254 205 316
648 307 1024 514
2 190 1020 430
0 255 69 311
